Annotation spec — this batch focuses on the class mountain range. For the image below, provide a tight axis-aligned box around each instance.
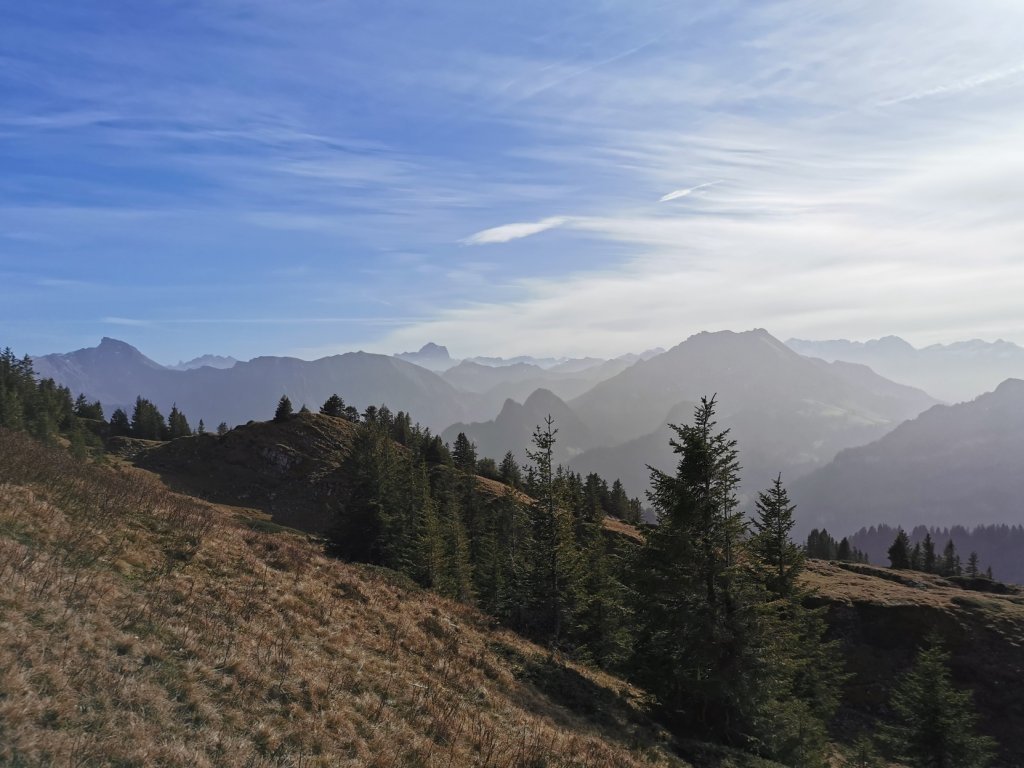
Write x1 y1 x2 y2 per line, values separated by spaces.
443 330 938 499
33 338 473 432
787 336 1024 403
791 377 1024 536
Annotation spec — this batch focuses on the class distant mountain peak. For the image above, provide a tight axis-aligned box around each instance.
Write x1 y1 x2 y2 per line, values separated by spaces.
169 354 239 371
394 342 454 372
99 336 143 352
417 342 449 356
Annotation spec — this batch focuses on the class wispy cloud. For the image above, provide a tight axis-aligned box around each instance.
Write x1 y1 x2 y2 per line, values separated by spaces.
462 216 570 245
659 181 722 202
877 61 1024 106
6 0 1024 361
102 316 152 327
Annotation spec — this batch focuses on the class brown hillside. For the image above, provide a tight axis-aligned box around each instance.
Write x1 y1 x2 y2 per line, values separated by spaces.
134 412 360 532
804 560 1024 762
0 429 789 768
137 413 642 543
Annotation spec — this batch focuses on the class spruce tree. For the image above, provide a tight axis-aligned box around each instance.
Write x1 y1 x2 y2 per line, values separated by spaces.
922 532 937 573
609 479 632 520
630 397 841 762
966 551 980 578
837 537 852 562
941 539 959 576
884 640 995 767
320 393 345 417
166 404 192 439
499 450 524 487
452 432 478 473
109 408 131 437
524 415 580 648
274 395 293 422
216 421 229 437
750 473 804 597
131 397 165 440
889 529 911 569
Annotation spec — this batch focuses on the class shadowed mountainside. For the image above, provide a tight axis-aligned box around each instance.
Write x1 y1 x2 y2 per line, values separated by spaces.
791 378 1024 537
442 388 596 467
567 330 938 498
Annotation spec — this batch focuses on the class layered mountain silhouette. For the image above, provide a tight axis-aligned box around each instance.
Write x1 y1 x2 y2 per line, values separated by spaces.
442 388 595 466
787 336 1024 403
440 357 637 418
791 378 1024 536
394 342 454 371
34 331 942 503
567 330 938 498
34 338 472 431
168 354 239 371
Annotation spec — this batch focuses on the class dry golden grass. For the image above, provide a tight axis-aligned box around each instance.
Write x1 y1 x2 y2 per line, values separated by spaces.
803 559 1024 640
0 429 696 768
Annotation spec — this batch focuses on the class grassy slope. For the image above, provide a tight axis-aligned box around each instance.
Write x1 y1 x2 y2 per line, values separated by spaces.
0 429 785 768
804 560 1024 762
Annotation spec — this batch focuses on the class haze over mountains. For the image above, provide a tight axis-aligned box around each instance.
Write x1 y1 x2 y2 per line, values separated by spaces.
34 338 472 432
438 331 939 502
33 330 948 502
787 336 1024 403
38 327 1024 535
167 354 239 371
791 378 1024 537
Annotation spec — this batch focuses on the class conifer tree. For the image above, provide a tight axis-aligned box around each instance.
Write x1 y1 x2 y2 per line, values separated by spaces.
609 479 632 520
922 532 937 573
966 551 980 578
274 395 293 422
837 537 852 562
73 394 104 421
888 529 911 569
631 396 840 763
884 640 995 768
452 432 478 473
109 408 131 437
525 415 580 647
216 421 229 437
166 404 192 439
197 419 206 435
911 542 923 571
941 539 960 576
750 473 804 597
499 451 522 487
131 396 166 440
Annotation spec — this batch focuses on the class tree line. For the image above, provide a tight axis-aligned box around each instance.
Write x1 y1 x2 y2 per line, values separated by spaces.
885 528 992 579
849 524 1008 582
0 347 104 456
805 528 870 563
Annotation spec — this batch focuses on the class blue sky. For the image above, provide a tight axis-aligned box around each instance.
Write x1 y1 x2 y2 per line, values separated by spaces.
2 1 1023 363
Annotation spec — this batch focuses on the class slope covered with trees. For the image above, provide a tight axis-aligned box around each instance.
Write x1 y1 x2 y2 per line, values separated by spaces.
0 428 708 768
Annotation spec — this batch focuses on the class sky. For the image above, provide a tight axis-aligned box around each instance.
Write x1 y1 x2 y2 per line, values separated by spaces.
2 0 1024 363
